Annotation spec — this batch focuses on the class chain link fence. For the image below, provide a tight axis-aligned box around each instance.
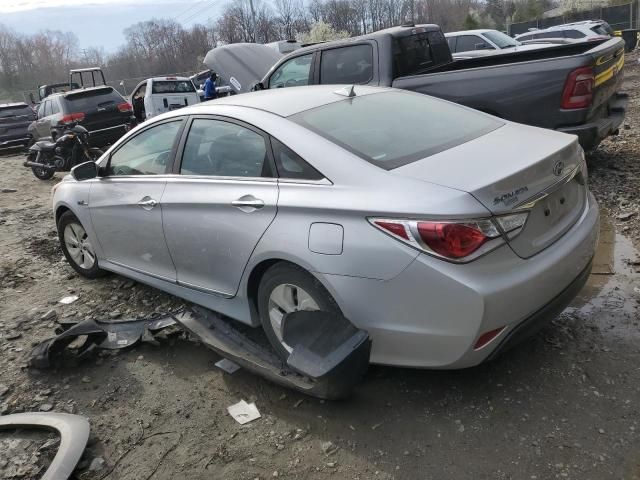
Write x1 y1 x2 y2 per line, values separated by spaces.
509 1 639 35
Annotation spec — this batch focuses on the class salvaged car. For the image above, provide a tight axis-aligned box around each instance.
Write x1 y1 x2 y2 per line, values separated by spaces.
52 86 598 369
130 76 200 123
0 102 35 149
28 86 135 148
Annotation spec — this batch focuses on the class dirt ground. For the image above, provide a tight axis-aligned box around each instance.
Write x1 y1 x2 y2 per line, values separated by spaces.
1 52 640 480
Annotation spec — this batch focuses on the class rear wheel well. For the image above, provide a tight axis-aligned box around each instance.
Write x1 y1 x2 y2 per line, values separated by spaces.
247 259 320 325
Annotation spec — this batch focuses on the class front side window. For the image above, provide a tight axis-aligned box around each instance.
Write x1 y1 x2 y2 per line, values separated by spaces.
292 90 503 170
320 45 373 85
268 54 313 88
108 120 183 176
455 35 490 52
180 119 270 178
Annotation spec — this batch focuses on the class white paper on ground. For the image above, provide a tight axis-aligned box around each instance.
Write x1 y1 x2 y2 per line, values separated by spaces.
227 400 261 425
59 295 79 305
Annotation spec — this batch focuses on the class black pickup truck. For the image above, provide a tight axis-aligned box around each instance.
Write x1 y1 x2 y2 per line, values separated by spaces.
249 24 627 151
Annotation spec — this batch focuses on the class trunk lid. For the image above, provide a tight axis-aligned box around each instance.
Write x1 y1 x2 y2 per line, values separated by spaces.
64 87 130 131
393 123 588 258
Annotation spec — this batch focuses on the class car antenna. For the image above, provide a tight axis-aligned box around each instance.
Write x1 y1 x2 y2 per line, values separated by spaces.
334 85 356 98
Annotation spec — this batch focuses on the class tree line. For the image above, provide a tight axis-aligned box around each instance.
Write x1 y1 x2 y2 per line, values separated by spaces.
0 0 556 101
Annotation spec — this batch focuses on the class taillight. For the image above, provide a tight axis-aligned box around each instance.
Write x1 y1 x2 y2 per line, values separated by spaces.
370 213 528 262
416 222 488 259
117 102 132 112
561 66 594 109
474 326 506 350
59 112 85 125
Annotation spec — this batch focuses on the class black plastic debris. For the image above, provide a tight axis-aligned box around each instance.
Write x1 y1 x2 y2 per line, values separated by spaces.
29 315 177 369
174 306 370 400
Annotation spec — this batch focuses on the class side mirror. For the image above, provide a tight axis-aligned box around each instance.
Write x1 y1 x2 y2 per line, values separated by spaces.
71 161 99 181
251 82 265 92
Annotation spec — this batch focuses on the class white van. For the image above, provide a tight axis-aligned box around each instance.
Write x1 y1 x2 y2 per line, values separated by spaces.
130 77 200 122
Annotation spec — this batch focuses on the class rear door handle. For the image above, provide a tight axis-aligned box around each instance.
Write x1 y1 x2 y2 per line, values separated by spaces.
137 197 158 210
232 195 264 212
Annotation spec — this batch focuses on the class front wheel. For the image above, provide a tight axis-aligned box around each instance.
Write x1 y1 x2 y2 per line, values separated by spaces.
28 151 55 180
58 211 106 279
257 263 342 359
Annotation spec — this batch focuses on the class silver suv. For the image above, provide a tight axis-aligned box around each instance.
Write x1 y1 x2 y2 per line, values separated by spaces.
515 20 613 43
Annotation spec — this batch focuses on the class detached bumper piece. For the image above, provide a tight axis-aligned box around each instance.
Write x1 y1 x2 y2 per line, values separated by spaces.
174 307 371 400
0 413 90 480
29 315 177 369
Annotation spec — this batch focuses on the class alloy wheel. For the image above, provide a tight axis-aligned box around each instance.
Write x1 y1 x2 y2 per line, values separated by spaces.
268 283 320 352
63 223 96 270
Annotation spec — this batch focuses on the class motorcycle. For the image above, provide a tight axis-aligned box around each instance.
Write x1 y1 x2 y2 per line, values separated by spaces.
23 124 103 180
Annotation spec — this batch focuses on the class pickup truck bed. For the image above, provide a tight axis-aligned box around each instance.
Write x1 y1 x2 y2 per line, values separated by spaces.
258 25 628 151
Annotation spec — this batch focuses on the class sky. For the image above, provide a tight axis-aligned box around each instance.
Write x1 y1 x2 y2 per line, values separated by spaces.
0 0 225 52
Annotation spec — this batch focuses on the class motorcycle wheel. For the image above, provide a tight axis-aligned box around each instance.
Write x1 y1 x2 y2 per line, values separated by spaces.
29 152 55 180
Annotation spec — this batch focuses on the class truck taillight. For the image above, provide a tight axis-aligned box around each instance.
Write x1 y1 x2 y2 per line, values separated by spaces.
59 112 85 125
561 66 594 109
117 102 133 112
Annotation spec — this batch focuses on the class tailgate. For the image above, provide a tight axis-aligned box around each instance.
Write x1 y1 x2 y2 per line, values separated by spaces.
587 37 625 114
65 87 130 132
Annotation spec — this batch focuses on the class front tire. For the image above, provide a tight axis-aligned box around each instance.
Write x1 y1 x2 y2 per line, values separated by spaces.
57 211 106 278
257 262 341 359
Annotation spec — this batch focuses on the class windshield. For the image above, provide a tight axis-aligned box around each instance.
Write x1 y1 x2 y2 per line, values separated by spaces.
151 80 196 94
484 30 519 48
291 91 503 169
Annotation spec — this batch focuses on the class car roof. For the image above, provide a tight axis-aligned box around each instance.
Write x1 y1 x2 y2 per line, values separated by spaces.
0 102 29 108
188 84 390 117
445 29 495 36
150 76 191 82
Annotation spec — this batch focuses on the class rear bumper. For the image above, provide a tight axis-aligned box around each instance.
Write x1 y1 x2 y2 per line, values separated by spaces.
485 256 592 362
0 134 31 149
557 93 628 151
87 123 131 148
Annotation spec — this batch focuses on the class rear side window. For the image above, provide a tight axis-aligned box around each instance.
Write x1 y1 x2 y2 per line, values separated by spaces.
564 29 586 39
320 45 373 85
180 119 271 178
271 138 323 180
394 31 451 77
455 35 490 52
537 31 564 39
446 36 457 51
65 88 124 112
517 34 535 41
291 91 503 170
151 81 196 94
50 100 60 115
43 101 52 117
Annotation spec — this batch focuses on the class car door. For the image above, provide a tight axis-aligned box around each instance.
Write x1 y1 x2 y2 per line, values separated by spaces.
161 116 278 297
267 53 314 88
88 118 185 281
35 100 51 139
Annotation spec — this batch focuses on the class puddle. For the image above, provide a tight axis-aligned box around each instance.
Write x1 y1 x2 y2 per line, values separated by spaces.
568 215 640 338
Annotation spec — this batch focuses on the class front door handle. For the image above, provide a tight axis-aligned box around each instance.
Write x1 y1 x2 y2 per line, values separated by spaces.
137 196 158 210
232 195 264 212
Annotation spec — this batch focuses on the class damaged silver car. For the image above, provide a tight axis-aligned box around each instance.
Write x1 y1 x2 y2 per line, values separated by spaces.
51 85 599 369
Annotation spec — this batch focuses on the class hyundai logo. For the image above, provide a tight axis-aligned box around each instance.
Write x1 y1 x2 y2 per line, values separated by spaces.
553 161 565 177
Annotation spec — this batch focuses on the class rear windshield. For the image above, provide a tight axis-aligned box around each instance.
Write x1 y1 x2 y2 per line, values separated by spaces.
291 91 503 169
393 30 452 77
152 81 196 94
0 105 34 119
591 24 611 35
65 88 124 111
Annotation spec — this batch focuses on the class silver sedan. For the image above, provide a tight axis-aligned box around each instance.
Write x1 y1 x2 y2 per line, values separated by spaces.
51 85 599 368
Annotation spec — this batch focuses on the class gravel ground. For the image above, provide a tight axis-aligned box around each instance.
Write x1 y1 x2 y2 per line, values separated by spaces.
1 51 640 480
